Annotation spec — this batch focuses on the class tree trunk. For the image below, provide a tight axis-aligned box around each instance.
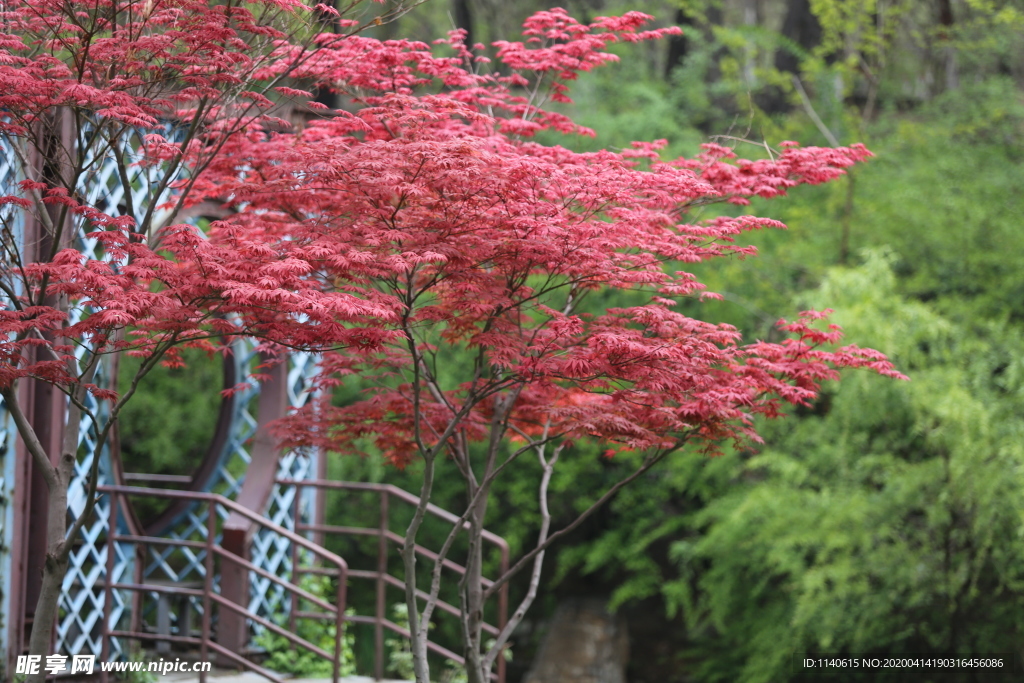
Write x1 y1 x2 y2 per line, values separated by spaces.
23 396 85 682
664 9 692 79
453 0 474 52
775 0 822 75
937 0 958 94
523 599 629 683
26 537 69 683
761 0 824 114
462 489 489 683
839 171 855 265
404 451 437 683
741 0 761 89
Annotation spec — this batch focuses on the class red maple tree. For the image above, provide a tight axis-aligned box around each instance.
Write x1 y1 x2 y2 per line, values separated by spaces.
2 2 904 681
188 9 906 683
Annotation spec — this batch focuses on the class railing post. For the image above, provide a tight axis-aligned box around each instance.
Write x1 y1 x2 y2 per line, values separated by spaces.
100 491 117 683
219 357 287 663
334 561 347 683
498 544 509 683
375 491 388 681
290 484 301 634
201 500 215 683
219 524 251 664
130 542 143 645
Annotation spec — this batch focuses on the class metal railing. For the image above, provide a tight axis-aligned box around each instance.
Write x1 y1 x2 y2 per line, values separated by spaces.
279 479 509 683
98 485 349 683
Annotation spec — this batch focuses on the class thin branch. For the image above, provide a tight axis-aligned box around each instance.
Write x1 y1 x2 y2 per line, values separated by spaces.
418 393 540 635
0 279 24 311
1 385 59 491
791 74 840 147
483 441 562 672
483 441 688 602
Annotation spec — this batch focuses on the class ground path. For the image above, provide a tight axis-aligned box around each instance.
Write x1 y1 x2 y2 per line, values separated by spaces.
164 671 411 683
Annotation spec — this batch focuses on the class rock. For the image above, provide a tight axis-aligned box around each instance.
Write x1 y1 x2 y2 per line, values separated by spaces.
523 598 629 683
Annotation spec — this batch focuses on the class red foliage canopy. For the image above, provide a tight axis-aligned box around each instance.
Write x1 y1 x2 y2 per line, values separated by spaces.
0 3 904 462
192 10 904 461
0 0 392 390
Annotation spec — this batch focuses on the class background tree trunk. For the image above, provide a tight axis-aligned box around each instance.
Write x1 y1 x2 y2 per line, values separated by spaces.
453 0 474 51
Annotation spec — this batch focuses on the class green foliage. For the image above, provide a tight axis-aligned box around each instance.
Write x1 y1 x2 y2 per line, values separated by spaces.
758 78 1024 318
115 347 223 524
117 348 221 476
518 66 1024 681
669 254 1024 683
254 575 357 679
386 603 416 681
386 603 469 683
117 647 157 683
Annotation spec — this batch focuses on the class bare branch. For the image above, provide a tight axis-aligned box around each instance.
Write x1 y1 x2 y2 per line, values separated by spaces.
418 419 560 634
791 75 841 147
1 385 59 491
483 441 563 672
483 441 689 602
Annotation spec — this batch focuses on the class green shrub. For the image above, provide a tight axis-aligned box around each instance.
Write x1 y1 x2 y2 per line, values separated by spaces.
255 575 356 678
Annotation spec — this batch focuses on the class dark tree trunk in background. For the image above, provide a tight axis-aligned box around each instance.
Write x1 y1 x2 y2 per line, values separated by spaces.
664 9 693 79
776 0 822 75
741 0 762 88
314 0 342 110
759 0 823 114
665 3 726 133
937 0 959 93
523 599 629 683
454 0 474 51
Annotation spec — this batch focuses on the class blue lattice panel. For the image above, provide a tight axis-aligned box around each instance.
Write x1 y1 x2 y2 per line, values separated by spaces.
53 129 178 659
0 133 21 234
248 352 321 620
250 448 319 622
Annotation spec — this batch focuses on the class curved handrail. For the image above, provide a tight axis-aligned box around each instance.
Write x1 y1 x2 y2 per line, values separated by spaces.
280 480 510 550
98 485 348 683
100 485 349 571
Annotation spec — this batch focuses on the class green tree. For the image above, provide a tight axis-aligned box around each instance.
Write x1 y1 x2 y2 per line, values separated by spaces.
672 252 1024 683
